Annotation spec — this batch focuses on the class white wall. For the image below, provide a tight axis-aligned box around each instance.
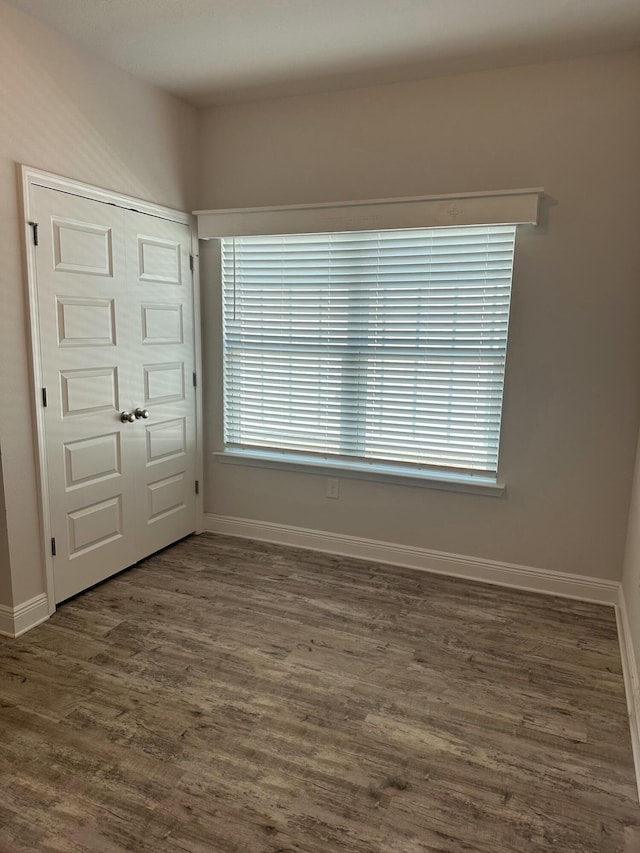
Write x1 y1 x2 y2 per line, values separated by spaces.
198 50 640 580
0 1 198 607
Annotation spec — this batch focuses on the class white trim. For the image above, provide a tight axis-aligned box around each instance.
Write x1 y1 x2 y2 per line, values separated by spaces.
19 165 201 620
215 450 505 496
195 188 543 238
0 594 50 638
191 237 205 534
22 166 192 225
0 605 15 638
20 166 57 616
616 590 640 803
203 514 619 606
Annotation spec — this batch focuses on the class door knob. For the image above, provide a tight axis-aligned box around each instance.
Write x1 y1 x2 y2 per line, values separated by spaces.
135 408 150 419
120 411 135 423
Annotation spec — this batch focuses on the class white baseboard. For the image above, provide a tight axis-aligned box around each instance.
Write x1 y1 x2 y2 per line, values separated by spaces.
0 593 49 638
616 590 640 802
203 514 620 606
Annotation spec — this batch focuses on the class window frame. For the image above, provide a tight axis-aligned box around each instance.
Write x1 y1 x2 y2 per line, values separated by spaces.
197 189 542 497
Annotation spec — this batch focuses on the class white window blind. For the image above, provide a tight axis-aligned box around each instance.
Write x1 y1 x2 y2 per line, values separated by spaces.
221 224 516 479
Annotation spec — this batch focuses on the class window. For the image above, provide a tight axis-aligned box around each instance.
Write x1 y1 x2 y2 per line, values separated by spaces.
221 224 517 486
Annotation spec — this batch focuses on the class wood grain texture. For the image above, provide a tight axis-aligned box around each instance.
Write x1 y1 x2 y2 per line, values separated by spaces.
0 533 638 852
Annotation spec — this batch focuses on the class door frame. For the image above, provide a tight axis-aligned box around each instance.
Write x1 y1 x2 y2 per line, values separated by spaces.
19 165 204 616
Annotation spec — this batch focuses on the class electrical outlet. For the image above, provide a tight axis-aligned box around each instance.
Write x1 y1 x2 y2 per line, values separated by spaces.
326 477 340 499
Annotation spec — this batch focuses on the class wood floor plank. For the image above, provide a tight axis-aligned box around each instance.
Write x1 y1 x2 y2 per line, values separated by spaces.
0 533 638 852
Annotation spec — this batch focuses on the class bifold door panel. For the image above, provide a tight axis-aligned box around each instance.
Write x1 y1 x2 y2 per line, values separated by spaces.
32 187 197 603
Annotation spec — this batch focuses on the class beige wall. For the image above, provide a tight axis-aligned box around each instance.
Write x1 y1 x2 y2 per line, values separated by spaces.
198 51 640 580
0 1 198 607
623 434 640 667
0 449 10 599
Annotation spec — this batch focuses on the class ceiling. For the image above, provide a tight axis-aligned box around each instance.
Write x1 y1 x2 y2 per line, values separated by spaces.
7 0 640 105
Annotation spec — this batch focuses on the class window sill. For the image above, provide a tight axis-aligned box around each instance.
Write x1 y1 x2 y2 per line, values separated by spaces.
214 450 505 497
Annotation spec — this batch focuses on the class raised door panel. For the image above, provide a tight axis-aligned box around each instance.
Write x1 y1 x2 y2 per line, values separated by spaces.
33 186 138 603
138 236 182 284
52 218 113 276
64 432 122 489
57 297 116 347
141 304 184 345
143 362 185 406
60 367 120 418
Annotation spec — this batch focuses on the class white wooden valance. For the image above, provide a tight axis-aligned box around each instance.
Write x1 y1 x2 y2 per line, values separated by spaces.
194 188 543 239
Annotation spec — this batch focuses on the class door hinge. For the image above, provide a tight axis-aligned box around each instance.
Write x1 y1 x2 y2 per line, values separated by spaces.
29 221 39 246
192 372 197 388
189 254 194 272
42 387 48 407
195 480 200 495
51 537 56 557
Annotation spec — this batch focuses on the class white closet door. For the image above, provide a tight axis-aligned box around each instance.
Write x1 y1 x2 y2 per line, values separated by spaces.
125 212 197 558
33 187 138 601
32 186 197 603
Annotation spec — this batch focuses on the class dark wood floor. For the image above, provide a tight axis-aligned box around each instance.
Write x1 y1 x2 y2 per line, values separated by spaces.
0 533 639 852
